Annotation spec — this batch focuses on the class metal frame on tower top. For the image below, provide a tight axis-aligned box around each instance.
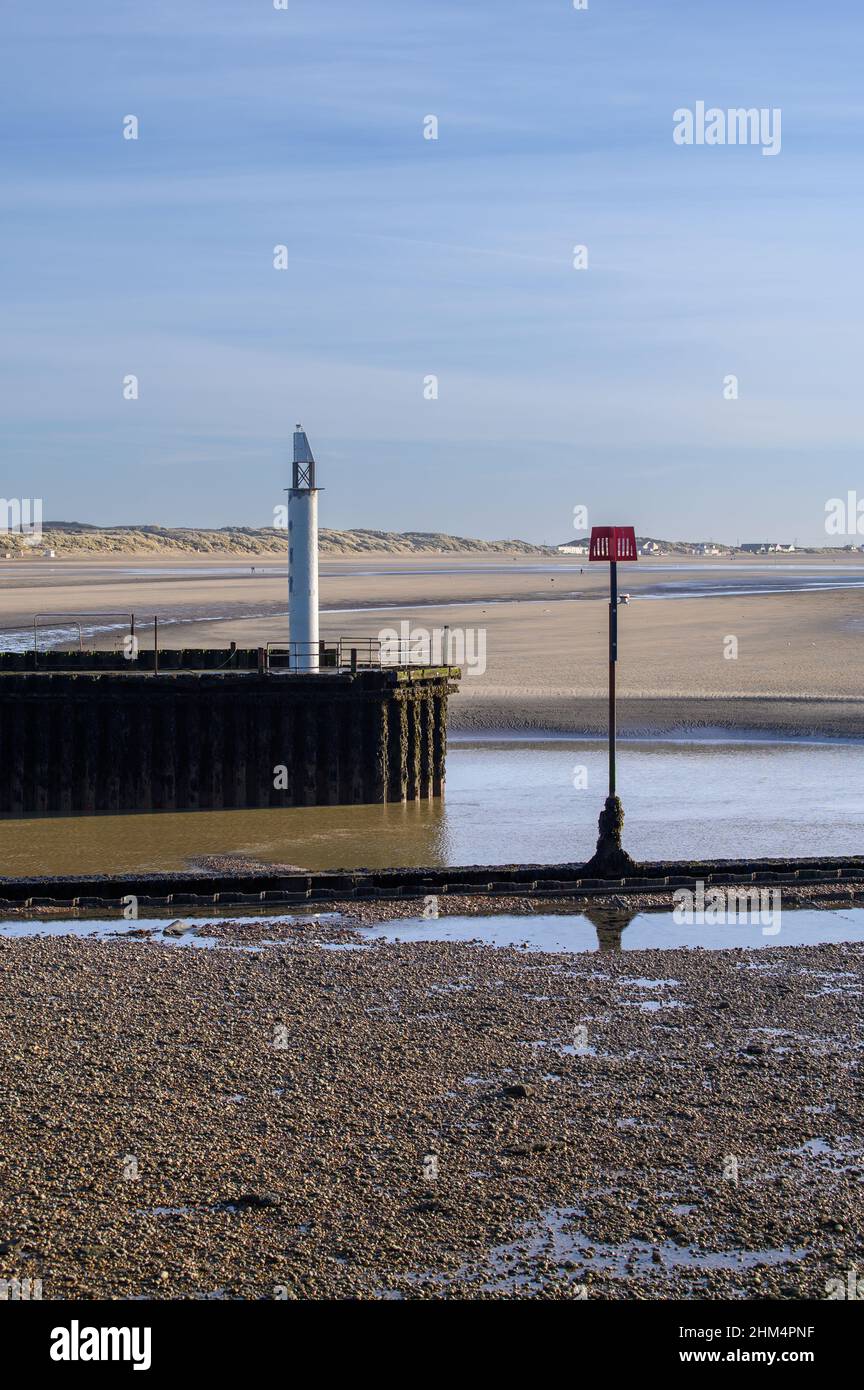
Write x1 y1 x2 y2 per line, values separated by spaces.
292 424 316 491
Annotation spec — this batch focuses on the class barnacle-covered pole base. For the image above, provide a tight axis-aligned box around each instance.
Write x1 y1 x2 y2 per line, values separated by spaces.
583 794 638 878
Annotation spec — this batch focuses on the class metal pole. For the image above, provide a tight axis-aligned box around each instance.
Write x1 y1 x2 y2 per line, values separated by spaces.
154 615 159 675
608 559 617 798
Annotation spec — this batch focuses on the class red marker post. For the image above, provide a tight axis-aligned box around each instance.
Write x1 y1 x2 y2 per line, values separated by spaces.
585 525 638 875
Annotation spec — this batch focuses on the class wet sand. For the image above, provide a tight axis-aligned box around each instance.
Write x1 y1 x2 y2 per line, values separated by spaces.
3 555 864 736
0 926 860 1300
451 695 864 739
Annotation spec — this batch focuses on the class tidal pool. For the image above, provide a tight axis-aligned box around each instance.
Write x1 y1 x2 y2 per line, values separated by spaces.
354 906 864 953
3 906 864 954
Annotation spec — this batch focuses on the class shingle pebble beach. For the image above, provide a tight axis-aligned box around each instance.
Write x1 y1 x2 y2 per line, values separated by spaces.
0 913 861 1301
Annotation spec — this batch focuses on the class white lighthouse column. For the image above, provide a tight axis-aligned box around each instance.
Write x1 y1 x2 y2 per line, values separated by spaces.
287 425 320 673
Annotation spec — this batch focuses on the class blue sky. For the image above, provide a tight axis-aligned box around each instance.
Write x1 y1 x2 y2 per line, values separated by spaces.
1 0 862 542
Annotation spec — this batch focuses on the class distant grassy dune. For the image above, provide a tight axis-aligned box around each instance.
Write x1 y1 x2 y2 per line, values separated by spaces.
1 524 553 557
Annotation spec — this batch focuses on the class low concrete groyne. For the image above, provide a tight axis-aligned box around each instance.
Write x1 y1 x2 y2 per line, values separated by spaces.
1 857 862 911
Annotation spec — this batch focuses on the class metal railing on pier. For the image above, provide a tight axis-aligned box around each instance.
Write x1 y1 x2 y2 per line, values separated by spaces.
265 637 458 672
0 621 456 673
266 638 378 672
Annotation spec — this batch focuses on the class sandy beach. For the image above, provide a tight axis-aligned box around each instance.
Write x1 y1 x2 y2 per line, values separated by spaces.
3 554 864 738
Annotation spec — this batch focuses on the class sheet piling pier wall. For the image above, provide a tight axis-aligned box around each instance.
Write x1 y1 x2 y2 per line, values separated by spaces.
0 652 459 817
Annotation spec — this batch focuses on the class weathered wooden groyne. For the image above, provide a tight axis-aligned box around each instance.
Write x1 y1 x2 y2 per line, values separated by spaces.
0 651 460 817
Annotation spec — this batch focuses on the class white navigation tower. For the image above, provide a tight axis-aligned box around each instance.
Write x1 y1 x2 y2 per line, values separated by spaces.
288 424 320 672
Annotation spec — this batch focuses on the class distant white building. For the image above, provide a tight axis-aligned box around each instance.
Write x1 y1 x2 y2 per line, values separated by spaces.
741 542 794 554
697 543 724 556
640 540 662 555
557 542 589 555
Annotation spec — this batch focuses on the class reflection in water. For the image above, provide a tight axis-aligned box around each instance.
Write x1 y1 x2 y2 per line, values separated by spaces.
356 907 864 953
2 906 864 953
581 905 640 952
2 738 863 877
